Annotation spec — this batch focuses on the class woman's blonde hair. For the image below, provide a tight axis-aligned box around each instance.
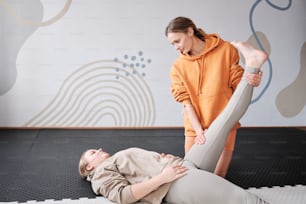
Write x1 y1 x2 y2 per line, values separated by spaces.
78 150 91 177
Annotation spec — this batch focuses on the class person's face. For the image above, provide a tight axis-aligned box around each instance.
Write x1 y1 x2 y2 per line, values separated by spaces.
84 148 110 171
167 28 193 55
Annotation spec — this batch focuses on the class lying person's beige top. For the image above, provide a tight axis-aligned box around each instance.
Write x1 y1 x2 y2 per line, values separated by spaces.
88 147 183 204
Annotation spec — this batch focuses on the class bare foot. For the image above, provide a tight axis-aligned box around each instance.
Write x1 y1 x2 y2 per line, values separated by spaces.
231 41 268 68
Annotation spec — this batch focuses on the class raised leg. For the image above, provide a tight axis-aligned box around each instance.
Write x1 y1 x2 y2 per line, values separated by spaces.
184 42 267 171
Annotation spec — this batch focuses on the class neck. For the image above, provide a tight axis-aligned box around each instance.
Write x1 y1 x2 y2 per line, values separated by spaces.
189 38 205 56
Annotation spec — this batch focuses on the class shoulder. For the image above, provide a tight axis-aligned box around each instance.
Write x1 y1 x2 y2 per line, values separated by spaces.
214 39 239 58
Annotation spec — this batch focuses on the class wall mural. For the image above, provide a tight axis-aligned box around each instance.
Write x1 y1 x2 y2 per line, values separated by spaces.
276 42 306 117
0 0 72 95
25 56 155 127
0 0 305 127
245 0 306 118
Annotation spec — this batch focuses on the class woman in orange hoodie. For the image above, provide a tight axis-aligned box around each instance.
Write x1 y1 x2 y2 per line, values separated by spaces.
165 16 263 177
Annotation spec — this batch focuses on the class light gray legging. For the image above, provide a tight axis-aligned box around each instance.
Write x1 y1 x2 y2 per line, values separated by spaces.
165 68 269 204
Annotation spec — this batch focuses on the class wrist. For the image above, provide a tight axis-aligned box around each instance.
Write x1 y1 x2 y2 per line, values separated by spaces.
195 129 204 136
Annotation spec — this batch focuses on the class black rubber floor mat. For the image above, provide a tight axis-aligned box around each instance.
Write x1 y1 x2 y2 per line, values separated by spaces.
227 127 306 188
0 128 184 202
0 127 305 202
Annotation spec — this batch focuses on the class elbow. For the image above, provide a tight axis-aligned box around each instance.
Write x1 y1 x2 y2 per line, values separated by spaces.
117 186 139 204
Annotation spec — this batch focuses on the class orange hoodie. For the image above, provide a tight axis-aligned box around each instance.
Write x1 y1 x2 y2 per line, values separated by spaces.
170 34 244 137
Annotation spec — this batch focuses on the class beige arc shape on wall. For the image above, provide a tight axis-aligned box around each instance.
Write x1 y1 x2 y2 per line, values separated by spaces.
24 60 156 127
0 0 72 27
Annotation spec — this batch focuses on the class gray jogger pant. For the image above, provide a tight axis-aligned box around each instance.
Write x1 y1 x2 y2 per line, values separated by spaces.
165 68 269 204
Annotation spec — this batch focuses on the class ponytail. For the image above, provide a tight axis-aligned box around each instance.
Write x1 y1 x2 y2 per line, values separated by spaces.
194 28 207 41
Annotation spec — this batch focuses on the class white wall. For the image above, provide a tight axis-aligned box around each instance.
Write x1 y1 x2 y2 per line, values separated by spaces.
0 0 305 127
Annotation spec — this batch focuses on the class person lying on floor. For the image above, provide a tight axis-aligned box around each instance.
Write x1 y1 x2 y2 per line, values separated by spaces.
78 41 268 204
